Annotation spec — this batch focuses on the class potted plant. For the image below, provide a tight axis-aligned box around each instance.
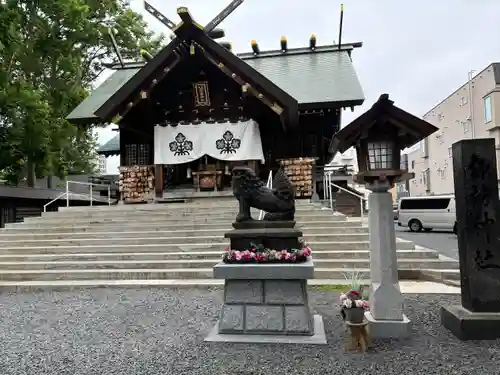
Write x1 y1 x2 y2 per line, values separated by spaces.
340 290 369 323
340 269 369 323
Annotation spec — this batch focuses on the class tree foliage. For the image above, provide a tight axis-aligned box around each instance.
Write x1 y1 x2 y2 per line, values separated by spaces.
0 0 163 186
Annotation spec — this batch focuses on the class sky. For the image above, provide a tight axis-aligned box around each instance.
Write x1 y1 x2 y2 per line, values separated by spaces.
95 0 500 173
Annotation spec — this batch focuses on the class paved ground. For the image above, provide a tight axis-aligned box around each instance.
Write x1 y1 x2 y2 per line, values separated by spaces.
395 224 458 260
0 287 498 375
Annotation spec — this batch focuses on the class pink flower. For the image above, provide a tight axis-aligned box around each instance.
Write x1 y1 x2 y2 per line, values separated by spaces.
340 293 348 301
255 253 265 262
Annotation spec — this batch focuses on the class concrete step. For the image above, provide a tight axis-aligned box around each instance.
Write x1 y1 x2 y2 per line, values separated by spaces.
419 269 461 281
43 205 328 218
3 220 362 231
0 266 452 282
0 268 216 281
0 258 457 271
0 233 371 247
56 200 317 213
0 227 369 240
0 240 415 254
25 213 345 225
0 249 438 262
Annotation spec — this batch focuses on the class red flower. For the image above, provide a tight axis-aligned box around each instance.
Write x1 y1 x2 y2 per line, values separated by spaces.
350 290 360 297
225 247 231 252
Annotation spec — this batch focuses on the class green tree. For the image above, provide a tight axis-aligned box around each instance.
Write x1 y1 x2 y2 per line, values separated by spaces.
0 0 163 186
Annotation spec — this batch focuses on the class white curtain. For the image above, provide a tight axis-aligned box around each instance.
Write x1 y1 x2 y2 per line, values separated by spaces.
154 119 265 165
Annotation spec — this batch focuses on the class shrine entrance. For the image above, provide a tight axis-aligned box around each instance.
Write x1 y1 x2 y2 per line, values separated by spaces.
155 119 265 193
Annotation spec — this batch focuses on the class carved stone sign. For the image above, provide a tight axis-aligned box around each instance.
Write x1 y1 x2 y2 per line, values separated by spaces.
193 81 211 107
452 138 500 312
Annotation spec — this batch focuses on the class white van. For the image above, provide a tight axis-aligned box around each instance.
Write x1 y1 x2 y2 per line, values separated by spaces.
397 195 456 233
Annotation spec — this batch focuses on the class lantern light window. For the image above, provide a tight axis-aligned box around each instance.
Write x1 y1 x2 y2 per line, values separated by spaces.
367 141 394 170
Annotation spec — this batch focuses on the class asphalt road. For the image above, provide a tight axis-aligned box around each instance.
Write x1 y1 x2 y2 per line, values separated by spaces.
395 224 458 260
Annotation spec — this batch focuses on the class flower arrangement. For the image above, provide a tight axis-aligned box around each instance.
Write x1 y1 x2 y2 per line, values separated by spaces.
340 291 369 309
340 269 369 323
222 241 311 264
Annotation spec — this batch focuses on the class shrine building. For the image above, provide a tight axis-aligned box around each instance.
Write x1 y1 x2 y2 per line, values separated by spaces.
67 6 365 202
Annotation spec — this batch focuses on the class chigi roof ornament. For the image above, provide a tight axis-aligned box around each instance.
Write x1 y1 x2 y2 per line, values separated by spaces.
143 0 243 45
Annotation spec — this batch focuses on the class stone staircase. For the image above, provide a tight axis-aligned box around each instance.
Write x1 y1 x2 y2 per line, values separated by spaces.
0 198 459 288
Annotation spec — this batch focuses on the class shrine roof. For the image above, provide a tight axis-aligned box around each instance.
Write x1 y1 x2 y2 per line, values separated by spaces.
67 67 139 125
97 134 121 156
67 42 365 125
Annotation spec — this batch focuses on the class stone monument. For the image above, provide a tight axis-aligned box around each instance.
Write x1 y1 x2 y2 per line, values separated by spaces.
205 167 326 344
441 138 500 340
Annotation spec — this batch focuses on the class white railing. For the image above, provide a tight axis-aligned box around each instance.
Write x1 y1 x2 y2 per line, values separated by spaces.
258 170 273 220
43 180 111 212
324 172 366 220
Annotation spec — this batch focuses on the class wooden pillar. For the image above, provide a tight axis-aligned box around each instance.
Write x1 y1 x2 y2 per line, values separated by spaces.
155 164 164 198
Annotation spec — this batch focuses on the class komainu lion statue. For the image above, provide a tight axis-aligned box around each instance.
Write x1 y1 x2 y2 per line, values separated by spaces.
231 166 295 222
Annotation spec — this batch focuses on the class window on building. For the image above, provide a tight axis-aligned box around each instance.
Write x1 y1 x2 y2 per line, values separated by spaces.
463 121 470 133
125 144 151 166
421 138 429 158
460 96 468 106
422 168 431 192
411 160 415 169
448 147 452 157
437 113 443 121
484 95 492 123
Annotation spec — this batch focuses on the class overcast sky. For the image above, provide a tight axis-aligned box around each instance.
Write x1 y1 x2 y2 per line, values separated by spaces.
96 0 500 173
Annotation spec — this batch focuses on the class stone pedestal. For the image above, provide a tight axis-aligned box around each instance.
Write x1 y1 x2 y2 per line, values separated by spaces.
441 139 500 340
365 183 411 339
206 259 326 344
225 227 303 251
441 305 500 340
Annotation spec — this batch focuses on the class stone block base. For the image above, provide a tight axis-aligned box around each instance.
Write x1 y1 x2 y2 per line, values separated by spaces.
441 305 500 340
205 315 327 344
365 311 411 339
218 279 314 335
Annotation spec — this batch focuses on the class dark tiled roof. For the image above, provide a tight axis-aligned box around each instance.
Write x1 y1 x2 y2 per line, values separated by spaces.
239 44 365 107
66 68 140 125
97 135 121 156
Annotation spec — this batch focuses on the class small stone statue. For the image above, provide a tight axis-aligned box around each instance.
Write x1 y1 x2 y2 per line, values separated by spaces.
231 166 295 222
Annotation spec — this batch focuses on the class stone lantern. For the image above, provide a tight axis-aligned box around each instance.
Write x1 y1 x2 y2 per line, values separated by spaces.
329 94 438 338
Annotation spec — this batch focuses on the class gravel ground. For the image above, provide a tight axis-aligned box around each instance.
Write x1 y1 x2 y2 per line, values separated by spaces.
0 288 499 375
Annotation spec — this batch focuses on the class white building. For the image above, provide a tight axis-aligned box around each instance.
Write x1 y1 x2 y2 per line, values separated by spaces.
408 63 500 196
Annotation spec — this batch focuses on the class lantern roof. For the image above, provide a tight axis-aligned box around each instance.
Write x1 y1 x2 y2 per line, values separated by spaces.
329 94 439 155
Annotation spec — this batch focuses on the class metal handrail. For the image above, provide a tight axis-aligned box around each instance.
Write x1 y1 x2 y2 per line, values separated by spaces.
43 192 67 212
66 180 111 208
43 180 112 212
324 172 366 220
258 170 273 220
